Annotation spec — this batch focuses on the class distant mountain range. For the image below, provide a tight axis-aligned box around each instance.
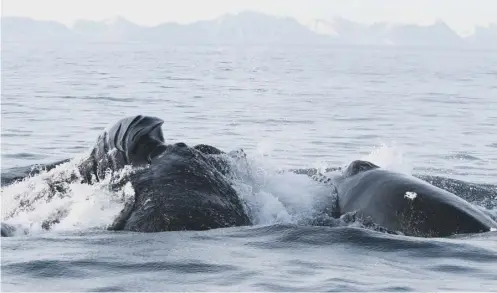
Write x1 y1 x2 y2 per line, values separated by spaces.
2 11 496 48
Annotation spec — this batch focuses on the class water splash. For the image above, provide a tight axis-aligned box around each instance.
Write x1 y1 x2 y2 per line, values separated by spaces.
227 145 339 226
1 158 135 236
360 142 412 174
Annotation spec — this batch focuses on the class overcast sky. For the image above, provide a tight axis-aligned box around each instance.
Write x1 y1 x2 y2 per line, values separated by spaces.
2 0 497 35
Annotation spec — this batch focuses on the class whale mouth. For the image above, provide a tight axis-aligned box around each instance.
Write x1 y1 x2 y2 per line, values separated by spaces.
147 144 169 163
128 123 166 166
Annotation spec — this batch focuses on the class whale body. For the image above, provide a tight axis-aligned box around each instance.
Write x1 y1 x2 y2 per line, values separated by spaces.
312 160 497 237
108 142 250 232
1 115 251 235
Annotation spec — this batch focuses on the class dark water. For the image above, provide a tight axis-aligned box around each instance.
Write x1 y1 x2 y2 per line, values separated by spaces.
2 224 497 291
1 42 497 291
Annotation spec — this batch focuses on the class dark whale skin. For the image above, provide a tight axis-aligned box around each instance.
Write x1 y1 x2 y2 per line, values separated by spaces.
331 160 497 237
109 143 251 232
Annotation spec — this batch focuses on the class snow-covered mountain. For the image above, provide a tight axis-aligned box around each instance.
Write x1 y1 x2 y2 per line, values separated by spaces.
302 18 496 48
464 24 497 49
2 11 496 48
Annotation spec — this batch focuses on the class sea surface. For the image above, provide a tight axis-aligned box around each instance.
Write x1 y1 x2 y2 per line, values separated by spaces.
1 42 497 291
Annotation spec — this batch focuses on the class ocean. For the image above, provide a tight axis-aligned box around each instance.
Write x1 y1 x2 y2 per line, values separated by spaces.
1 42 497 291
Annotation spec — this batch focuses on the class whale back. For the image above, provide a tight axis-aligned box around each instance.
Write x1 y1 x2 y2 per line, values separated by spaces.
110 143 250 232
338 168 497 237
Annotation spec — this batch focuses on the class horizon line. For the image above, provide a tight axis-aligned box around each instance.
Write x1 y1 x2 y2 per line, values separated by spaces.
3 10 497 36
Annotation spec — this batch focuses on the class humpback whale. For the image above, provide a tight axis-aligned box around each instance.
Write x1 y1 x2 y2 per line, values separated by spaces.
3 115 495 238
311 160 497 237
79 116 251 232
107 142 250 232
1 115 251 235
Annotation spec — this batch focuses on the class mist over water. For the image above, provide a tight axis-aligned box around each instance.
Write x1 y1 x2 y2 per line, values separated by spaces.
1 43 497 291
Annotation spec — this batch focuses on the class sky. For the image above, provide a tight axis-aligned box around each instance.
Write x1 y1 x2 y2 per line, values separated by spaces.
2 0 497 35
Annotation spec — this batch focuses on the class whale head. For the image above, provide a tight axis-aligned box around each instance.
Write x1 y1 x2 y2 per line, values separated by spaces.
105 115 166 166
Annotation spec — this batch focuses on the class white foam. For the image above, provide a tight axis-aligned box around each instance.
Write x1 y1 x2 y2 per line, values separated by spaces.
1 158 134 236
49 183 129 232
227 148 338 226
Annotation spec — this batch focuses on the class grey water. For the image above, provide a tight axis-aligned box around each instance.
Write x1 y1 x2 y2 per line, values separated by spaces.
1 42 497 291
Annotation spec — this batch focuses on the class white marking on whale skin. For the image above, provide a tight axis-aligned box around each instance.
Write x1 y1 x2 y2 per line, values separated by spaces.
404 191 417 200
491 227 497 232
